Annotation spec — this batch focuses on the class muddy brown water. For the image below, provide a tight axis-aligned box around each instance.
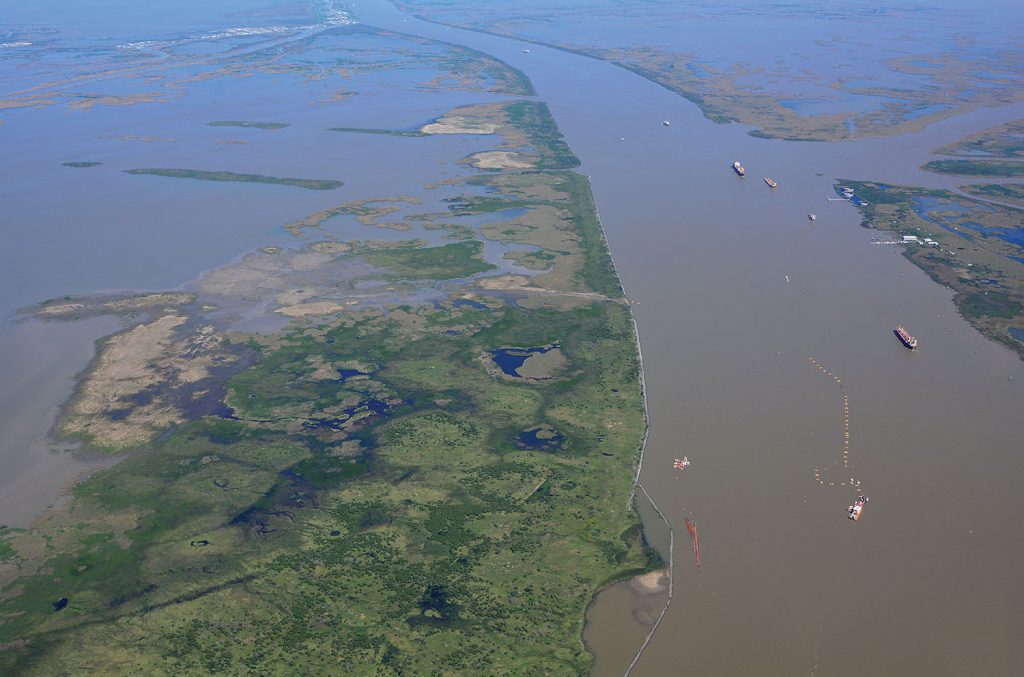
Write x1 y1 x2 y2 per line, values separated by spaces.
351 1 1024 674
0 0 1020 672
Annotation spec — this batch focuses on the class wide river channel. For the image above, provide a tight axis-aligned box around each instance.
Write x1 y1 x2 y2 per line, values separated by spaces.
351 1 1024 675
1 1 1020 673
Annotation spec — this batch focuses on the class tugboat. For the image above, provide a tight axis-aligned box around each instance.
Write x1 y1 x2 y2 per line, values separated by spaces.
662 120 671 127
808 213 817 221
848 495 869 521
764 177 778 188
673 456 690 470
894 325 918 350
732 161 746 176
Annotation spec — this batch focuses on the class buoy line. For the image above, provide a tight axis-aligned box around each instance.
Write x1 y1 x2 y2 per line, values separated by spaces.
809 357 863 494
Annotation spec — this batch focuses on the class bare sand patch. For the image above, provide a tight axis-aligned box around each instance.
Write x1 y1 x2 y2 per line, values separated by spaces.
310 241 353 254
631 569 670 595
60 316 235 449
276 301 347 317
62 315 185 447
38 303 84 315
104 292 192 312
516 347 568 380
421 117 498 135
468 151 535 170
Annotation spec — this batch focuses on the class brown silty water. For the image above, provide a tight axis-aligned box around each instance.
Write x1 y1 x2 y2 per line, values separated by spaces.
354 1 1024 674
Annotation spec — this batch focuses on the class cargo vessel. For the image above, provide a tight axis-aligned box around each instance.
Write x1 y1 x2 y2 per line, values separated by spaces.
764 177 778 188
732 161 746 176
848 495 869 521
894 325 918 350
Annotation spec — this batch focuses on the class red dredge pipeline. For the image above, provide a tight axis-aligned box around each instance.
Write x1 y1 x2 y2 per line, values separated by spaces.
684 516 702 572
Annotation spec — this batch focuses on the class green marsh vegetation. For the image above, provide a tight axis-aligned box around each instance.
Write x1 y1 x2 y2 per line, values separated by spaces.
328 127 428 137
502 100 580 170
932 119 1024 159
840 180 1024 357
361 240 495 279
959 183 1024 207
1 40 650 674
921 160 1024 177
206 121 290 129
124 169 343 190
0 297 650 674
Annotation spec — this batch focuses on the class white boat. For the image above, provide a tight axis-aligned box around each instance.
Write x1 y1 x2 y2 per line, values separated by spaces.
808 213 817 221
848 495 869 521
662 120 671 126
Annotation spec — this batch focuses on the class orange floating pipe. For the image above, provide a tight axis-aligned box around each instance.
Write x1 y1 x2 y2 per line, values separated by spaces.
685 516 702 573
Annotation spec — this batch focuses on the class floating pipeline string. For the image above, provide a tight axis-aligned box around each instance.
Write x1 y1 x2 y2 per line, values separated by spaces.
808 358 863 495
684 516 701 573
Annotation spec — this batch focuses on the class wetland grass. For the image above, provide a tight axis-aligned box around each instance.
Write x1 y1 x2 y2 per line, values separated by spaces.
124 168 343 190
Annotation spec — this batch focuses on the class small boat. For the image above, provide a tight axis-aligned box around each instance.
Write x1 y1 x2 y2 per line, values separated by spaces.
521 48 530 54
764 177 778 188
894 325 918 350
673 456 690 470
848 495 869 521
732 161 746 176
808 213 817 221
662 120 671 126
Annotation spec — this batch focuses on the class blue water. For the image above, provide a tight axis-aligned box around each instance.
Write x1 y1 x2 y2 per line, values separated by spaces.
778 95 889 117
489 346 554 376
1009 327 1024 341
906 198 1024 250
910 197 972 217
452 298 489 310
338 368 370 381
301 398 394 430
685 63 713 79
516 426 564 450
957 222 1024 247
